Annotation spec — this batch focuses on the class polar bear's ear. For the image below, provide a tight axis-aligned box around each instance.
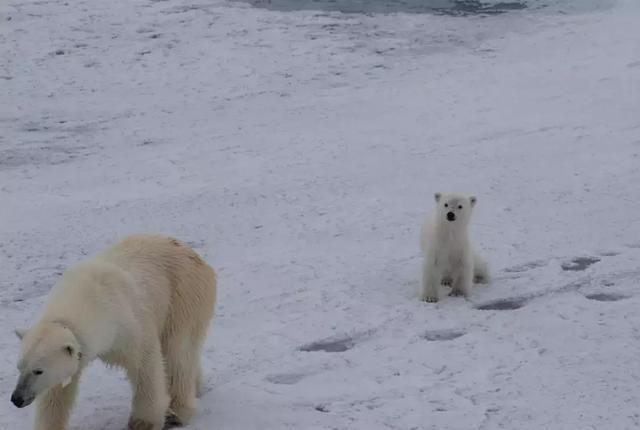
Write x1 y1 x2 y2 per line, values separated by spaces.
434 193 442 202
63 344 82 360
15 328 28 340
469 196 477 207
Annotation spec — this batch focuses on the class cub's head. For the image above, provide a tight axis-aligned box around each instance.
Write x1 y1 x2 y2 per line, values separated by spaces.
434 192 477 225
12 323 82 408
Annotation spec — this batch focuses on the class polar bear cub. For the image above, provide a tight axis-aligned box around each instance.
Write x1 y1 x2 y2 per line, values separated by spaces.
421 193 489 302
11 235 217 430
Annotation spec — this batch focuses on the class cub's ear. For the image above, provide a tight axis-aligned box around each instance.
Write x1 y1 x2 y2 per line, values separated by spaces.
15 328 28 340
469 196 477 207
434 193 442 202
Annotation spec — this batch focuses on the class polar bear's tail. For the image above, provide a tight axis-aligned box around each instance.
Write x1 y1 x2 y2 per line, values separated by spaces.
473 252 490 284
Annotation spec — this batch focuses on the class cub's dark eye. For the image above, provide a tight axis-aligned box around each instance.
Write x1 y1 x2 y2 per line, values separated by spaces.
444 203 448 208
33 369 43 376
458 205 463 209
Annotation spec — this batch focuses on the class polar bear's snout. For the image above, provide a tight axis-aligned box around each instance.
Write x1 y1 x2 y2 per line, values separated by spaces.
11 391 27 408
11 379 34 408
446 211 456 222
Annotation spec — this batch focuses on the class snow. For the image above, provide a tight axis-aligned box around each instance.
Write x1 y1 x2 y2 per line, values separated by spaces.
2 0 640 429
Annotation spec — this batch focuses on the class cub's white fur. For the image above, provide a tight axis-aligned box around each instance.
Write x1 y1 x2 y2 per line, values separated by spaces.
420 193 489 302
12 235 217 430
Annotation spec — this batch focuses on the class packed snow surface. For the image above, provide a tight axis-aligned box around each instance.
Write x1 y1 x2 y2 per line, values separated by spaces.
1 0 640 428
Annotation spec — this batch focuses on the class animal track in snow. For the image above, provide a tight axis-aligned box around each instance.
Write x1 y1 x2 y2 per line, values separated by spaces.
299 335 356 352
503 260 547 273
422 329 466 341
300 329 374 352
475 297 527 311
265 372 308 385
314 404 329 413
561 257 600 271
584 293 630 302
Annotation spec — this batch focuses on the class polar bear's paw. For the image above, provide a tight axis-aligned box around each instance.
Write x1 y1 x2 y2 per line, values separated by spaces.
128 418 158 430
422 295 439 303
473 274 488 284
164 412 182 429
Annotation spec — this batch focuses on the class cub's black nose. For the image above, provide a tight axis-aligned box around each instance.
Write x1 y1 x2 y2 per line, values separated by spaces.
446 212 456 221
11 392 24 408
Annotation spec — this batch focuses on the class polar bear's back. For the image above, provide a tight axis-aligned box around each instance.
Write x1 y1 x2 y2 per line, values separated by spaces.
97 234 217 336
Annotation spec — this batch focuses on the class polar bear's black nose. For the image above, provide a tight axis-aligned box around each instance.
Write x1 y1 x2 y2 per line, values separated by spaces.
446 212 456 221
11 392 24 408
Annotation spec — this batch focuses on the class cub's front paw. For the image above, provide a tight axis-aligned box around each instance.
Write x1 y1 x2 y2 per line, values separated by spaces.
422 295 439 303
441 278 453 287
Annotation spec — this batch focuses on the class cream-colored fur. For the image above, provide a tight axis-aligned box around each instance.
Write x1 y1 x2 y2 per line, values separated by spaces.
12 235 217 430
420 193 489 303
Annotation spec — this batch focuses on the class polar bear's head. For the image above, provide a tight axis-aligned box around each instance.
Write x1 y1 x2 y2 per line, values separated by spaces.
11 322 82 408
434 192 476 225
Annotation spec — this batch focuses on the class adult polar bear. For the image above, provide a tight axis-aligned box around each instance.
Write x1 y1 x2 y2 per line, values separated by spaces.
11 235 217 430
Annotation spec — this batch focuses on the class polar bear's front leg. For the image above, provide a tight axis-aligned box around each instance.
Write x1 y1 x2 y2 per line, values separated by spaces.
421 257 440 303
34 372 81 430
127 340 170 430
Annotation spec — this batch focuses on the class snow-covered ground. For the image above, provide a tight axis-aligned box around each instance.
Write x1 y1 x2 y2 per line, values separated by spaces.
2 0 640 428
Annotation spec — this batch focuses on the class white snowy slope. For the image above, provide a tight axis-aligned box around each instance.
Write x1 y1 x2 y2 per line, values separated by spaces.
2 0 640 428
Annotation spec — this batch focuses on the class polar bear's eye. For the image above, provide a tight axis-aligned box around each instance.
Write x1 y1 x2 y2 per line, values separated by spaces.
458 205 463 209
444 203 448 208
33 369 43 376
